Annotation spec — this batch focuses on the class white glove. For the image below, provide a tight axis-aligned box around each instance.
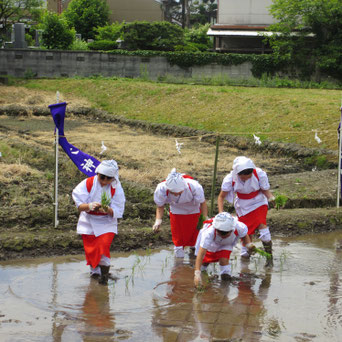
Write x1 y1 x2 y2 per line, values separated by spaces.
152 218 162 232
88 202 101 211
246 243 256 255
194 270 202 287
268 195 275 202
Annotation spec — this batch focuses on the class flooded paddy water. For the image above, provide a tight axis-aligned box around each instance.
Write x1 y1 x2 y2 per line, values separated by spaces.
1 231 342 342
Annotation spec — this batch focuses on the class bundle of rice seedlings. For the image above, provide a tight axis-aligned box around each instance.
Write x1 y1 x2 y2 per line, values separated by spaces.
101 191 111 212
254 247 272 259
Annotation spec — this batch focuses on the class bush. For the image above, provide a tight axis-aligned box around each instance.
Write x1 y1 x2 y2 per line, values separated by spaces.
121 21 184 51
88 40 118 51
175 42 209 52
184 23 211 47
95 22 124 41
40 12 74 50
70 39 89 50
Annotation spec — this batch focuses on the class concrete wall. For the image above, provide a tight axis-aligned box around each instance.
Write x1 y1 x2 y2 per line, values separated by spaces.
218 0 275 26
0 49 253 80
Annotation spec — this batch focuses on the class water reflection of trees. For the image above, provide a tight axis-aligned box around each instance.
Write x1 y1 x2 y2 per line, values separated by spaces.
152 259 272 341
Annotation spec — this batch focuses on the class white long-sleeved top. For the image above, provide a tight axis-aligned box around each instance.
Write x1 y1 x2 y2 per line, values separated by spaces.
72 176 125 237
221 168 270 217
154 178 205 215
195 220 248 255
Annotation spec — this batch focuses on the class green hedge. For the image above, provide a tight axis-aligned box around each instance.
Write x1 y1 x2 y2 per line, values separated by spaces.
101 49 285 78
88 40 118 51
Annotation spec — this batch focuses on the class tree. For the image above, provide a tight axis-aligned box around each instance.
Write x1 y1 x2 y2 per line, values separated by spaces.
0 0 43 39
121 21 184 51
158 0 217 28
267 0 342 80
190 0 217 26
40 11 74 49
63 0 110 41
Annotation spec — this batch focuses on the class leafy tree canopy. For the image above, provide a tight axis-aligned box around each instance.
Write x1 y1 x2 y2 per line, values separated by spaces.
63 0 110 41
40 11 74 50
268 0 342 80
0 0 43 38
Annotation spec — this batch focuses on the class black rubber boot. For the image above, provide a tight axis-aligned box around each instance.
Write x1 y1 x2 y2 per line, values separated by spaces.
99 266 110 285
262 241 273 268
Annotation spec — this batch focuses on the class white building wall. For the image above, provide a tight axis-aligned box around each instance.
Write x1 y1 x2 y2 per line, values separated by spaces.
218 0 275 26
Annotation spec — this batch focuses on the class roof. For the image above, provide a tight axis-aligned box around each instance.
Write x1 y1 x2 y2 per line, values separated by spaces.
207 28 273 37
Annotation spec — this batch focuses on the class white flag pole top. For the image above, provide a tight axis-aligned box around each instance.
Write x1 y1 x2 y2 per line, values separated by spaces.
337 98 342 208
54 91 60 227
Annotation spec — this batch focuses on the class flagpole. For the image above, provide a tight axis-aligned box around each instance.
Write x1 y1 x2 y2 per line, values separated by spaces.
337 101 342 208
210 136 220 217
54 91 60 228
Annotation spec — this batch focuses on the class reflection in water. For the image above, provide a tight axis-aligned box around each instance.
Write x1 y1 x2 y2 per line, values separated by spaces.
3 233 342 341
80 278 115 338
326 240 342 331
152 258 272 341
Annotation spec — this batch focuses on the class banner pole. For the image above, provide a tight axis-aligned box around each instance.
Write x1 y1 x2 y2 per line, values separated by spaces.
53 91 60 228
210 136 220 217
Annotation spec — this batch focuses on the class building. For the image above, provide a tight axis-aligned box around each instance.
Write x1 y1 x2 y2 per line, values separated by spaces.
207 0 275 53
48 0 163 23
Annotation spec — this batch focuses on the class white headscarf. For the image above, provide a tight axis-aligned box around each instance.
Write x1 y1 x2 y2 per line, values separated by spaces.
232 156 255 177
212 212 236 232
95 160 119 181
165 168 187 192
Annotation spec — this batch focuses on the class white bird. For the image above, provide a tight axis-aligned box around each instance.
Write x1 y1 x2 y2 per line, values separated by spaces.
253 134 262 146
314 132 322 144
175 139 184 154
100 141 107 154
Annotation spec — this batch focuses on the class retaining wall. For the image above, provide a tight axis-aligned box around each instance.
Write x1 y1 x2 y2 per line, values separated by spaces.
0 48 253 80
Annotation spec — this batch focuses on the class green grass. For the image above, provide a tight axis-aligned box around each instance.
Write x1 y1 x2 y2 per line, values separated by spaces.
12 77 342 152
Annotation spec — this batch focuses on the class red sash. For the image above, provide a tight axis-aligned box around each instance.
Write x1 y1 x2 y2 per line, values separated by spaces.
233 169 260 200
86 176 116 216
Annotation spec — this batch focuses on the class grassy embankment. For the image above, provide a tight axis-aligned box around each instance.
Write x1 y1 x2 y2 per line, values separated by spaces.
9 77 342 152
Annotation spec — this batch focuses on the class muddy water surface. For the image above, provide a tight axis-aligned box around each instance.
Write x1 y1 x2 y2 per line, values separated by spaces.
1 232 342 342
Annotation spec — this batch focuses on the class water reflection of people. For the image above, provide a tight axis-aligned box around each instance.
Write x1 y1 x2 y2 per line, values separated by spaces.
80 278 115 340
152 259 271 341
194 212 255 286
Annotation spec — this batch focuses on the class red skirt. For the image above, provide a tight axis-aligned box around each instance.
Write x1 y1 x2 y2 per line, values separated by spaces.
170 212 200 247
203 250 231 264
238 205 268 235
82 233 115 268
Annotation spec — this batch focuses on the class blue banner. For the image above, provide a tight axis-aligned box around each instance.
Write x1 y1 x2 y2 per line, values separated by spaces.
48 102 100 177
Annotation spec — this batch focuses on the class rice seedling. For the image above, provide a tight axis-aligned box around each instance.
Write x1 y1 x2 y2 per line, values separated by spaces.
254 247 272 259
101 191 111 211
125 252 152 290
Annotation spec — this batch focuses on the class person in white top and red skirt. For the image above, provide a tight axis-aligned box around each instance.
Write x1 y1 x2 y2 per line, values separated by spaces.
194 212 255 286
153 168 208 258
217 156 275 266
72 160 125 285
